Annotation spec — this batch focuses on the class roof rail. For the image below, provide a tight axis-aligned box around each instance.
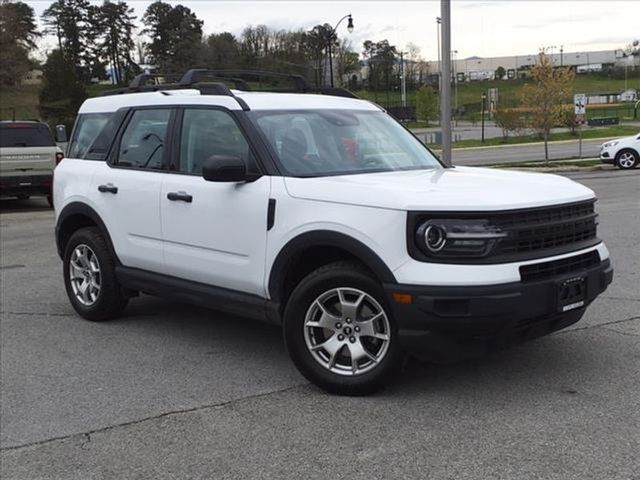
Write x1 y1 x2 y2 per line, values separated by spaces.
179 69 311 93
97 69 359 103
129 73 182 89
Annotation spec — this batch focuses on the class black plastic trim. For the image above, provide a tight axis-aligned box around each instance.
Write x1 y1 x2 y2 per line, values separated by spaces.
267 198 276 231
116 266 280 325
268 230 396 301
55 202 118 262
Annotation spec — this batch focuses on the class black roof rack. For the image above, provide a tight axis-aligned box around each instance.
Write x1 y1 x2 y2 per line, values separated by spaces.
98 68 359 103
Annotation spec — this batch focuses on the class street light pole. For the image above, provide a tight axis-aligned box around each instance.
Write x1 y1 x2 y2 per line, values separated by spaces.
481 92 486 143
439 0 452 166
436 16 441 126
400 51 407 107
327 14 354 87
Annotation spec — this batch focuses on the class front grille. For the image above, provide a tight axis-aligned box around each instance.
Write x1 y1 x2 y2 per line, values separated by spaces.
519 250 600 282
494 201 598 256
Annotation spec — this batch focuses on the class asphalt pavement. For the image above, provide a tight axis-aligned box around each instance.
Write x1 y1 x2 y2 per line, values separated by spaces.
1 169 639 479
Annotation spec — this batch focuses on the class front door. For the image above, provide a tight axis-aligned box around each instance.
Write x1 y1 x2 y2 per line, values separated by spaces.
160 107 271 296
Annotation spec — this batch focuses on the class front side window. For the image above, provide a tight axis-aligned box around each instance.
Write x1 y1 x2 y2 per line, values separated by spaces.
179 109 253 175
250 110 442 177
68 113 111 159
117 109 171 169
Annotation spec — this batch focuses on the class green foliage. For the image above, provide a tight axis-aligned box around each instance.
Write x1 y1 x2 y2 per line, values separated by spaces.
494 108 525 138
0 0 40 86
39 49 86 130
363 39 398 91
415 85 437 125
521 50 575 162
96 1 137 84
143 1 203 73
495 66 506 80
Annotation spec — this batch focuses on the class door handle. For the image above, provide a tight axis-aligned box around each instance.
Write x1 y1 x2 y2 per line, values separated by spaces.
167 191 193 203
98 184 118 194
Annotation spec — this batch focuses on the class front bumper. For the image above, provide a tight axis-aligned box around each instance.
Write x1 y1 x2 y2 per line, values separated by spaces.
599 148 614 163
384 258 613 361
0 175 53 198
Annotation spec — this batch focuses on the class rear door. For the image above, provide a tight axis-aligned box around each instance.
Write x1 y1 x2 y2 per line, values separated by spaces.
160 107 271 296
90 108 173 273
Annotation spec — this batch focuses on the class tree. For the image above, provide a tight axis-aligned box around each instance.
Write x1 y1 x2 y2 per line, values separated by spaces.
494 108 525 139
416 85 438 126
142 1 203 73
96 1 137 84
495 66 506 80
202 32 239 69
336 39 359 87
0 0 40 85
39 49 87 130
521 50 575 163
41 0 92 74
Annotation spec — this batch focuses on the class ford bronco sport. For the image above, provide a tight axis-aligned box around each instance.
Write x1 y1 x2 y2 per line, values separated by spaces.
0 120 64 205
54 70 613 395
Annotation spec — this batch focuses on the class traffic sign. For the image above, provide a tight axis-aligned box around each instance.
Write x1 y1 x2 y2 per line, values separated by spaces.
574 93 586 115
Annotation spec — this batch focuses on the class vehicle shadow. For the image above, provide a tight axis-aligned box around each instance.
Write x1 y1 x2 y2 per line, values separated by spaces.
0 197 51 214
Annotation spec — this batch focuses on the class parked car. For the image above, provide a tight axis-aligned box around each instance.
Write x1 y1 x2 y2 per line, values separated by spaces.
599 132 640 169
54 70 613 395
0 121 65 206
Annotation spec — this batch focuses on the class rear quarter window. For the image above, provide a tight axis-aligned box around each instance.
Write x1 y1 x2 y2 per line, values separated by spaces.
0 123 55 148
68 113 114 160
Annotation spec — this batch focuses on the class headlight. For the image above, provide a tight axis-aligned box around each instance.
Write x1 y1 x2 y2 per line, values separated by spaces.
602 141 619 148
415 219 507 258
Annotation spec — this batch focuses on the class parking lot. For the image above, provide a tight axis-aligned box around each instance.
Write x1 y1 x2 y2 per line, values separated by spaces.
1 169 639 479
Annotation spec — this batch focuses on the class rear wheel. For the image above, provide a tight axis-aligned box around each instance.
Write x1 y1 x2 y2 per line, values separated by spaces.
63 227 128 321
616 149 639 169
283 261 403 395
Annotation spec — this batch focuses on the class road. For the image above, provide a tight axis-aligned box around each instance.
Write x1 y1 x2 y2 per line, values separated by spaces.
1 170 639 479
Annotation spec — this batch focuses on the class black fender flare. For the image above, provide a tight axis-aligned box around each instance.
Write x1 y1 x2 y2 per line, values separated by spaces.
55 202 118 262
268 230 397 301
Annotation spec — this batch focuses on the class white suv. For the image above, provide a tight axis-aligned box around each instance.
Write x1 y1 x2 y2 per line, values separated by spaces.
54 71 613 395
599 132 640 169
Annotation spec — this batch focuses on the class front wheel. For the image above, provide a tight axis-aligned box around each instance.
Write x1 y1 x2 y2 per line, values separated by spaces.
283 261 403 395
616 149 639 169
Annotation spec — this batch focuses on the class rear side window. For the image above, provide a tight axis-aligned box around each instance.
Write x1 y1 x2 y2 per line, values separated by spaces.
0 123 55 147
68 113 112 159
116 109 171 169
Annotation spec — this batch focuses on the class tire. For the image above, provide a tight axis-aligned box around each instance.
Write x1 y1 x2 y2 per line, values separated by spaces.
615 149 639 169
283 261 403 395
63 227 128 321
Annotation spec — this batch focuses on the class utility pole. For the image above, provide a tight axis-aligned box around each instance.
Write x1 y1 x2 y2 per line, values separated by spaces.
440 0 452 166
560 45 564 66
400 51 407 107
436 16 441 126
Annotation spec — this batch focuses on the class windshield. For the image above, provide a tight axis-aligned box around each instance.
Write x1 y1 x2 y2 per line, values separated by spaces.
250 110 442 176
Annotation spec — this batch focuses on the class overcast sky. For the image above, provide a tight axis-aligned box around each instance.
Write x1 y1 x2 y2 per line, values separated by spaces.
28 0 640 61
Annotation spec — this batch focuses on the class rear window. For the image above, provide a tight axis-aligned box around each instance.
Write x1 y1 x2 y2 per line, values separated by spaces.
0 123 55 148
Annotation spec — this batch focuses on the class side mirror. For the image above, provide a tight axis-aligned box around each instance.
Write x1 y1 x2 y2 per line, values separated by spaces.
55 124 67 143
202 155 257 182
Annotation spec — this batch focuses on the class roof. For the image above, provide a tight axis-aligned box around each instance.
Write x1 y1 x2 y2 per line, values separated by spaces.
78 89 380 114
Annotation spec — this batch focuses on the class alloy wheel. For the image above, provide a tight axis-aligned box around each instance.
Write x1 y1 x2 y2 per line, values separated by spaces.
303 287 391 376
69 244 101 306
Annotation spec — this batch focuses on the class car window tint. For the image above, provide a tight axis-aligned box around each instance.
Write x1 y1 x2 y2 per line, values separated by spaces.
118 109 171 169
179 109 252 175
68 113 111 159
0 123 55 148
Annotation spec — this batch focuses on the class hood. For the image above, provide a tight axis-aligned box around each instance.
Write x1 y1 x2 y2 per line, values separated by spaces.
283 166 595 211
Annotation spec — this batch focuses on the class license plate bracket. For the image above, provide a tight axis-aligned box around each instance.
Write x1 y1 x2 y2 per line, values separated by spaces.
557 276 587 312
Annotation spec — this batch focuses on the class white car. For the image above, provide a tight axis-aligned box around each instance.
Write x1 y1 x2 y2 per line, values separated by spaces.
599 132 640 169
53 70 613 395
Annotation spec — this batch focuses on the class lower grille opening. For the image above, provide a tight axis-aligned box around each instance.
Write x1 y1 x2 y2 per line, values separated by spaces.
519 250 600 282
